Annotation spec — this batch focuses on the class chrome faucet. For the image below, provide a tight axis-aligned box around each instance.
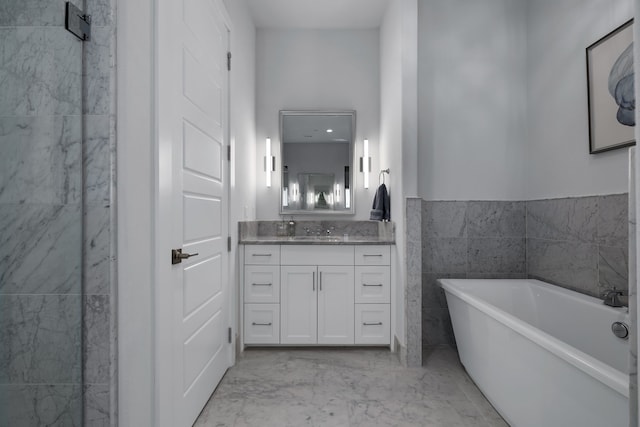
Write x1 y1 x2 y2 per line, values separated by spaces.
601 288 625 307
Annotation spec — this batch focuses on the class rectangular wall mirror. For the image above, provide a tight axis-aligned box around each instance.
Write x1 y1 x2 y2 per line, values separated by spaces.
280 110 355 215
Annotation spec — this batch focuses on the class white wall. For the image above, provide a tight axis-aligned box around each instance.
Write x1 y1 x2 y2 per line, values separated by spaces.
418 0 527 201
255 29 380 219
223 0 256 361
225 0 257 223
526 0 633 199
380 0 419 349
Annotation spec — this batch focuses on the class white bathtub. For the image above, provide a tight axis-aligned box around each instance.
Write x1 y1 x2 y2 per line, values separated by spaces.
438 278 629 427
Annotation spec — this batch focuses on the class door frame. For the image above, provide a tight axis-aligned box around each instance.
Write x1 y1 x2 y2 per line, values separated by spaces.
117 0 235 425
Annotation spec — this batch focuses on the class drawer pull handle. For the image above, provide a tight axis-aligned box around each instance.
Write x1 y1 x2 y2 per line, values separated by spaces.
252 254 272 257
363 284 383 287
252 322 272 326
319 271 322 291
252 283 272 286
363 322 383 326
363 254 383 257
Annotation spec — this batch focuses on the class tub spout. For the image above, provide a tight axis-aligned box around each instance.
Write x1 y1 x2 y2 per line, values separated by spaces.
601 288 625 307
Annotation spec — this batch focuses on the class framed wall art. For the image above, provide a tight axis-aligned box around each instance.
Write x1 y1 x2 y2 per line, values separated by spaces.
586 19 635 154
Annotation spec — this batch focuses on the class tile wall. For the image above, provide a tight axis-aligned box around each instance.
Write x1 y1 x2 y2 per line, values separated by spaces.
0 1 83 424
420 194 629 348
83 0 117 424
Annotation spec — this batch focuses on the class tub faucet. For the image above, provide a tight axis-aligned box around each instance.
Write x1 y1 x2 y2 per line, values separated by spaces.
601 288 625 307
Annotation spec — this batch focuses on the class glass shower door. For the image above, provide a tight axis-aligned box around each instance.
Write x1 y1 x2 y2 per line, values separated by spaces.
0 0 84 425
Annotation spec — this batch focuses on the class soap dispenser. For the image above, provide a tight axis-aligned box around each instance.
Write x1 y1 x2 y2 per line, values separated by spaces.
287 217 296 237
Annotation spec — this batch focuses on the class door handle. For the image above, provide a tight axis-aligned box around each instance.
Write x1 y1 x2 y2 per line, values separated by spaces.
171 248 199 265
319 271 322 291
312 271 315 291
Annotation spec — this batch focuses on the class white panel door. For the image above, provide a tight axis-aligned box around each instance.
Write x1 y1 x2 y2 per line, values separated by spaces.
317 266 354 345
281 266 317 344
156 0 230 425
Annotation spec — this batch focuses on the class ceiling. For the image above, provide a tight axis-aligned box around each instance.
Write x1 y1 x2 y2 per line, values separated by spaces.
246 0 391 29
282 114 353 144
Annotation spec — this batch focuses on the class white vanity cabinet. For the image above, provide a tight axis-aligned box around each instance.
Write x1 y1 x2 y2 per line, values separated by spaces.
243 245 280 344
354 246 391 345
242 244 391 347
280 246 354 345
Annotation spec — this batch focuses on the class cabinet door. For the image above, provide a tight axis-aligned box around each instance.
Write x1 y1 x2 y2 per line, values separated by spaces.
281 266 317 344
317 266 355 345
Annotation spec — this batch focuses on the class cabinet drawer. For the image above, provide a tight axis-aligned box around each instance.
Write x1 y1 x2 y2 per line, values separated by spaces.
355 245 390 266
355 304 390 345
244 266 280 303
355 266 390 304
281 245 354 265
245 245 280 265
244 304 280 344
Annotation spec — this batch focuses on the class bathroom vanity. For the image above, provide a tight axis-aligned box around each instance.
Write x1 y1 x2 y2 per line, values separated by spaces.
239 221 394 348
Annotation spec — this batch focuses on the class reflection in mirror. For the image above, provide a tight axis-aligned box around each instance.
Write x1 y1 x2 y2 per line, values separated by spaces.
280 111 355 214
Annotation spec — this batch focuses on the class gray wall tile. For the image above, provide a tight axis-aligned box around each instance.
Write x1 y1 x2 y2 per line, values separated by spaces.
0 0 67 26
467 238 526 274
467 201 525 238
0 27 82 117
0 116 81 205
598 194 628 248
422 308 455 347
83 26 112 115
422 201 467 238
84 115 111 204
0 384 81 427
423 238 467 273
527 238 599 296
84 205 111 296
84 296 110 384
598 245 628 294
0 295 81 384
0 204 81 294
84 384 110 427
526 197 598 242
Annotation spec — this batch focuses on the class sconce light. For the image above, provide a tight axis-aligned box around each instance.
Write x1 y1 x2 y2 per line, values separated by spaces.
265 137 275 187
345 166 351 209
282 165 289 206
359 139 371 189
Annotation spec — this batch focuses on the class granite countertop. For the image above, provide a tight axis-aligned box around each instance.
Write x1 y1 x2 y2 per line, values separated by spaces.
239 236 394 245
238 220 395 245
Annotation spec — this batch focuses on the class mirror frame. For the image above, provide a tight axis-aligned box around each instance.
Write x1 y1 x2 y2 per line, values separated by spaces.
279 110 356 215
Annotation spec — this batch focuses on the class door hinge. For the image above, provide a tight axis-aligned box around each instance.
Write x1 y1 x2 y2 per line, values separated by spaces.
65 2 92 41
227 145 231 161
227 236 232 252
227 51 232 71
228 327 232 343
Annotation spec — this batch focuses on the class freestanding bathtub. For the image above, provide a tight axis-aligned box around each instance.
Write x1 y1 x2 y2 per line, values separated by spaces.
438 278 629 427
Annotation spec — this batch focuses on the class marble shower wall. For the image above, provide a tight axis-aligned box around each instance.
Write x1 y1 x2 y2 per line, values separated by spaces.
420 194 629 348
0 0 83 425
82 0 117 424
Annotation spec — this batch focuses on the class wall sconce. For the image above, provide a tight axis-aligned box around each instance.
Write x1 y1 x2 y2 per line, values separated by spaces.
345 166 351 209
359 139 371 189
265 137 275 187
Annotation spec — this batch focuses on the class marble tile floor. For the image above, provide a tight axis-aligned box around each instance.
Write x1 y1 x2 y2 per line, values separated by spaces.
194 346 508 427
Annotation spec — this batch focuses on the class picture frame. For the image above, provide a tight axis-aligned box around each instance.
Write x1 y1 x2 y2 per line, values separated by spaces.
586 19 635 154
